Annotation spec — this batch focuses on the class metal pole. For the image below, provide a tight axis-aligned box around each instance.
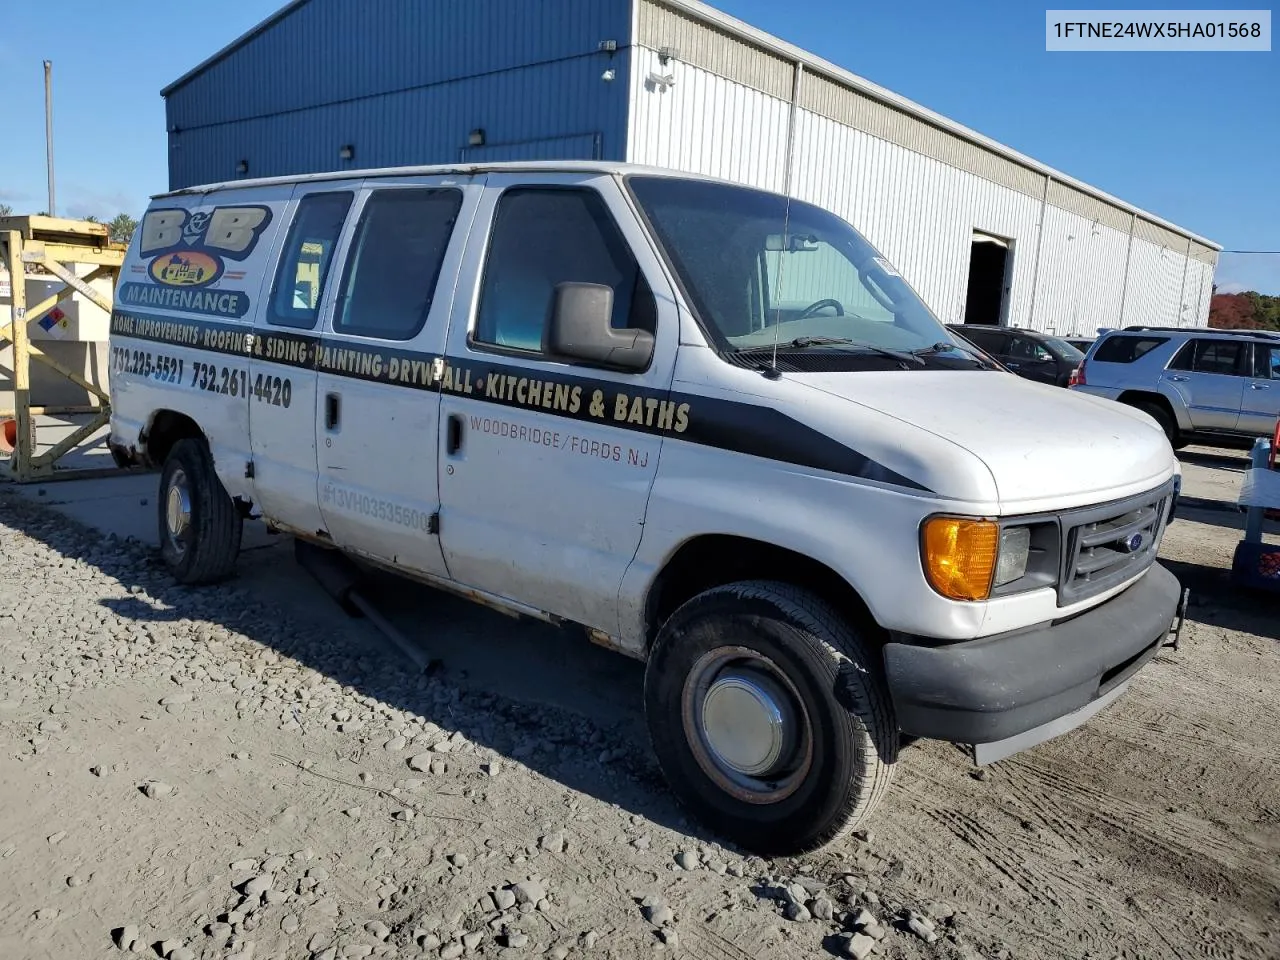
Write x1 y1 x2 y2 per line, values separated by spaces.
43 60 55 216
1025 175 1051 330
1244 436 1269 543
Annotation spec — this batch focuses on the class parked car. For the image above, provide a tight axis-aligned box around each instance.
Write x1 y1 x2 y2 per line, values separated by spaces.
946 324 1085 387
1070 325 1280 449
1064 336 1095 353
108 161 1183 856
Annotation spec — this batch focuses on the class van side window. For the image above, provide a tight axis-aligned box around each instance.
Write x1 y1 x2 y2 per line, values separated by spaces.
268 192 353 329
334 189 463 341
473 188 655 354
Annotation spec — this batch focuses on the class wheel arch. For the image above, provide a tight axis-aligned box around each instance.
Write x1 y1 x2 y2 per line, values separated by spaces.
141 409 206 468
643 534 883 653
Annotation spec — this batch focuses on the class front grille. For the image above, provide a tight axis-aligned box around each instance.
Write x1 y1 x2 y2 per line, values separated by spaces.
1059 480 1174 606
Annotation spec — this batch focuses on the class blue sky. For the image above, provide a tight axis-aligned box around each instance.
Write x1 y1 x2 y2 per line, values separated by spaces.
0 0 1275 293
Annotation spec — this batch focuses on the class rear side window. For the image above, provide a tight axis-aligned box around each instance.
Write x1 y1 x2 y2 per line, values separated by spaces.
1168 338 1247 376
268 192 354 329
334 189 463 341
958 328 1005 352
1092 335 1168 364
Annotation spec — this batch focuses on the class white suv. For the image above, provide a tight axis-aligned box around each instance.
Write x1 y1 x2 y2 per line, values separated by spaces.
1070 325 1280 449
108 162 1183 855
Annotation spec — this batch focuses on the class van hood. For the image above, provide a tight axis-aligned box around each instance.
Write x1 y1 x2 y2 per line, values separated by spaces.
791 370 1175 511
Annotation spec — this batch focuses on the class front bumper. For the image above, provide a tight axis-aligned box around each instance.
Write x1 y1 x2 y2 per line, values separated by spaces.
883 562 1180 755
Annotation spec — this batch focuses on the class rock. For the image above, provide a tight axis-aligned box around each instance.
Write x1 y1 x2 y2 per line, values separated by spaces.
66 875 84 888
643 903 674 927
314 950 338 960
448 853 469 868
579 931 598 950
392 809 414 822
142 780 173 799
114 924 141 950
726 862 745 878
282 915 300 934
483 761 500 778
539 832 565 854
262 855 287 873
904 911 937 943
205 922 232 943
782 884 808 906
170 950 197 960
675 850 699 870
506 931 528 949
230 859 258 872
511 880 544 905
365 920 391 941
90 765 106 777
926 901 956 922
372 847 393 860
493 889 517 911
384 737 406 752
783 902 811 922
243 874 273 897
34 907 58 920
659 929 679 947
430 759 448 776
810 897 835 921
342 806 362 819
341 946 373 958
430 740 453 753
839 932 878 960
46 831 66 845
308 933 330 951
407 754 433 772
706 859 727 876
462 931 483 951
439 942 464 960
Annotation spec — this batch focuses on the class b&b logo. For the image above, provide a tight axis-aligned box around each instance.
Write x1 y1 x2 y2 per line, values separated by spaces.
138 205 273 289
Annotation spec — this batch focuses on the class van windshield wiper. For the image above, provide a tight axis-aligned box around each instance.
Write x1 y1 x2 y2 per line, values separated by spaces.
790 337 925 366
913 339 998 368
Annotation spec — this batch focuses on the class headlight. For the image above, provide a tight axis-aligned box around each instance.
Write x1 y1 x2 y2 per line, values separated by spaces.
993 526 1031 587
921 518 1036 601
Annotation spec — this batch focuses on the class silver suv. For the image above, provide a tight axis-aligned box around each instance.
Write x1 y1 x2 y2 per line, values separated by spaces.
1070 325 1280 449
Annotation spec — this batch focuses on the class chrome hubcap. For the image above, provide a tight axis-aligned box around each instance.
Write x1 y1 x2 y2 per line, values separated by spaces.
165 467 192 555
682 647 812 804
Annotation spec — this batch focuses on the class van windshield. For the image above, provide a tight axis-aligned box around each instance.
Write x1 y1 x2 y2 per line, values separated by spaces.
627 176 978 367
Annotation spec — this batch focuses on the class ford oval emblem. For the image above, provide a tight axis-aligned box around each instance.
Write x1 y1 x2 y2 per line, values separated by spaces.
1120 532 1144 553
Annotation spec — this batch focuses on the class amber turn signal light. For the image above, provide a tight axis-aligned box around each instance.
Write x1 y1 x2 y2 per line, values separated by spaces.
921 517 999 601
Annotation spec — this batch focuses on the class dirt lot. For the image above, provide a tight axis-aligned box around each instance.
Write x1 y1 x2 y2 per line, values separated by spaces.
1 446 1277 960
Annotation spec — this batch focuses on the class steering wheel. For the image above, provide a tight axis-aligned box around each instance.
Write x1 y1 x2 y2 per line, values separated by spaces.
796 298 845 320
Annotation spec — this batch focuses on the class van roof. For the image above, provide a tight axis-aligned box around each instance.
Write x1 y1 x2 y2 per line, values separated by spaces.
154 161 734 199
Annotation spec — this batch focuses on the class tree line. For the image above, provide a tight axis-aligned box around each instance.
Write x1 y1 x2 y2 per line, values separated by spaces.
1209 286 1280 331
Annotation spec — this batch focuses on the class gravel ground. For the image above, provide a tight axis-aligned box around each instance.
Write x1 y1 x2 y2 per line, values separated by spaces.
0 454 1277 960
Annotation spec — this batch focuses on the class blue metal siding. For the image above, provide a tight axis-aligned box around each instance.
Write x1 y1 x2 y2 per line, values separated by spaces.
165 0 634 189
169 50 633 189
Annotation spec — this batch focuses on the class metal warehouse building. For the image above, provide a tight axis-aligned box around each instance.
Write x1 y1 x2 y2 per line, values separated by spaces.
161 0 1220 337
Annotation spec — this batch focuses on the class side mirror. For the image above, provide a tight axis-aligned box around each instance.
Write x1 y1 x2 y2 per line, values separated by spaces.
544 282 654 371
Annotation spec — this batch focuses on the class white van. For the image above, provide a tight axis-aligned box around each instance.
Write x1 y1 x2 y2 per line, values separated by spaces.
108 162 1184 855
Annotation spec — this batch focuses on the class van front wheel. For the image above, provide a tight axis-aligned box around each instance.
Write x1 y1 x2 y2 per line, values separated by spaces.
644 580 897 856
158 438 242 585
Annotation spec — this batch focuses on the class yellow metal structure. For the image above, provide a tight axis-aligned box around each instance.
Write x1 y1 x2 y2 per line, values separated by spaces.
0 215 127 481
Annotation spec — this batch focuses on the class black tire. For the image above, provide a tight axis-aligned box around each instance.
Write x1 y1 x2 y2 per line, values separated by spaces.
644 580 897 856
157 438 242 584
1130 399 1180 448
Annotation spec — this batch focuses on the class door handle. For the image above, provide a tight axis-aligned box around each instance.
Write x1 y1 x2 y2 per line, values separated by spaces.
1167 375 1189 382
324 392 340 429
1251 382 1271 390
446 413 464 455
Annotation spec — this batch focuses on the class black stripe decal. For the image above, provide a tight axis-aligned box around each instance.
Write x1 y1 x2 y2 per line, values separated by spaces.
110 309 931 492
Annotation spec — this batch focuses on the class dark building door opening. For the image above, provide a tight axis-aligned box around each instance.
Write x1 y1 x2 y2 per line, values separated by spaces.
963 232 1012 325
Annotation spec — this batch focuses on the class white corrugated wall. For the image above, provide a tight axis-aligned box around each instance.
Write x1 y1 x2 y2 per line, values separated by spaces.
626 4 1217 335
